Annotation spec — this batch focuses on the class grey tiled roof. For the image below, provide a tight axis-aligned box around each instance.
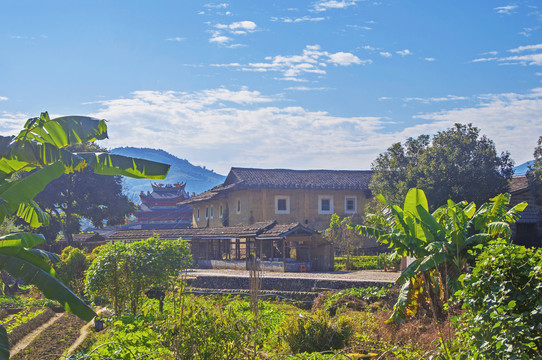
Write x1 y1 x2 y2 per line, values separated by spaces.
226 167 373 190
58 233 105 243
183 167 372 205
510 175 529 194
106 221 319 242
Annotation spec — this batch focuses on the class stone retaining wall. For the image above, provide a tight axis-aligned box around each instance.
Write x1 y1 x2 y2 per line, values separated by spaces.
185 274 393 292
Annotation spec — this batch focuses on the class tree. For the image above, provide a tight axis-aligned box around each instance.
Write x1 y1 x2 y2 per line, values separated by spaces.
325 214 363 270
0 112 170 359
356 188 526 323
370 123 514 210
33 143 136 245
527 136 542 212
85 236 191 316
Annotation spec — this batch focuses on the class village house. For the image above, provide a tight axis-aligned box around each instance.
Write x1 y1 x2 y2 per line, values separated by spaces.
510 175 541 247
170 167 374 271
184 167 373 232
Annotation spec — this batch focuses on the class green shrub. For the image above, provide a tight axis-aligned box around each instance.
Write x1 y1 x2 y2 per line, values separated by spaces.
451 243 542 359
55 246 89 296
334 256 379 271
319 286 392 315
85 236 191 315
281 311 352 353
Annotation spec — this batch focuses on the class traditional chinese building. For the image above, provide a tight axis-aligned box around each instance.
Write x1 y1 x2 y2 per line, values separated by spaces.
129 182 193 229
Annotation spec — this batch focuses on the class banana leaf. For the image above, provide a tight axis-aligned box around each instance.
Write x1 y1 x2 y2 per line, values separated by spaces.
0 326 8 360
76 152 170 179
16 200 49 228
16 113 108 149
0 162 65 217
0 232 46 248
0 249 96 321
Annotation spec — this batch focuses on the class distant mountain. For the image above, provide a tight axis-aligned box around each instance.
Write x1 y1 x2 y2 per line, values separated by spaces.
513 161 533 176
111 147 226 202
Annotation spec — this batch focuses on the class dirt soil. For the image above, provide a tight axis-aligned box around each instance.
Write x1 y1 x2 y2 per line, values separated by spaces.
11 312 87 360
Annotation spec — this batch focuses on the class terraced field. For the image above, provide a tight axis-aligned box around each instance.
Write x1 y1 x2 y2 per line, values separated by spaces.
2 306 91 359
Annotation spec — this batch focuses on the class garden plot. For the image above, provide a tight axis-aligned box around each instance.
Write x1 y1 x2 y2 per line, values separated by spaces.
5 308 88 360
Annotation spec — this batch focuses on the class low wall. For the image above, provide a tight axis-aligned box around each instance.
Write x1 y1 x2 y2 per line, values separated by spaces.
195 260 313 272
185 274 393 292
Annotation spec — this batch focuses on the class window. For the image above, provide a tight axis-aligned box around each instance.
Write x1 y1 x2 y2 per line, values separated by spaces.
345 196 357 214
196 208 200 221
318 195 334 214
205 207 209 220
236 199 241 214
274 195 290 214
219 204 223 218
210 205 214 219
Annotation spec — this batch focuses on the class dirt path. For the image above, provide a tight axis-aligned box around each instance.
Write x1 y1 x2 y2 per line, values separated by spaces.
65 319 94 357
9 312 63 358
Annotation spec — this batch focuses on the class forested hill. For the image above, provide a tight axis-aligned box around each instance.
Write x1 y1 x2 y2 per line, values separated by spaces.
513 161 533 176
110 147 226 202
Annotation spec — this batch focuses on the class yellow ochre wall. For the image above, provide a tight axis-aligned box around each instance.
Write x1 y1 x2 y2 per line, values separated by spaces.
192 188 370 231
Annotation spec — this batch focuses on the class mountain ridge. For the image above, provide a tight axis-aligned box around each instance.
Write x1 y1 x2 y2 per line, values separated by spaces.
111 147 226 202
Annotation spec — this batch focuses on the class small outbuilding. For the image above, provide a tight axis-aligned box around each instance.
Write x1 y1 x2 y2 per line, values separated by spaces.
107 221 333 272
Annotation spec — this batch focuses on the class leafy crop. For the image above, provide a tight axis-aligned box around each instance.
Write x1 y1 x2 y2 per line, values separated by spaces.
5 307 46 333
451 243 542 359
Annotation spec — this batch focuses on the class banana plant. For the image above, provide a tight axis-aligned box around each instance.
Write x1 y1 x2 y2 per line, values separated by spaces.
0 112 170 359
356 188 527 323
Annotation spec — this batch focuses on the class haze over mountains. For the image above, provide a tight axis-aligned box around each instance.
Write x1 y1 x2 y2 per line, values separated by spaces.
111 147 225 203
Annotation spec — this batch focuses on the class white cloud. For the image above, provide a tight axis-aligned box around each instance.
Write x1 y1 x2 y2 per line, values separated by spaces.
328 52 364 65
472 57 498 63
314 0 359 12
212 45 370 81
396 49 412 56
216 20 257 32
519 27 538 37
472 43 542 66
285 86 328 91
380 52 392 58
210 20 256 45
509 43 542 53
0 96 8 101
494 5 518 15
165 37 185 42
413 88 542 165
209 34 231 44
501 53 542 65
276 16 326 23
404 95 469 103
204 3 229 9
424 57 436 62
86 88 386 173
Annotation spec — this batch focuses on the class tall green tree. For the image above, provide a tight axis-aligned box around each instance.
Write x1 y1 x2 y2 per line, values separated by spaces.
370 124 514 209
527 136 542 212
33 143 135 245
0 112 170 359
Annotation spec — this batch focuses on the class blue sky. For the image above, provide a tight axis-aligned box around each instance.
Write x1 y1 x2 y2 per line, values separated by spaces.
1 1 541 174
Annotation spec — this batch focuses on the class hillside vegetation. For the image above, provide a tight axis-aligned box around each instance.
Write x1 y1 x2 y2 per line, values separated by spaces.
110 147 225 200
